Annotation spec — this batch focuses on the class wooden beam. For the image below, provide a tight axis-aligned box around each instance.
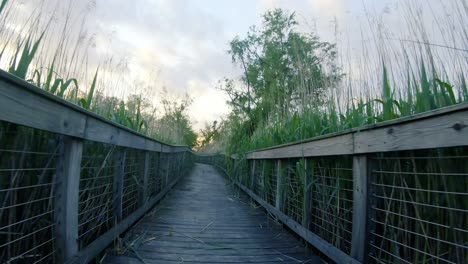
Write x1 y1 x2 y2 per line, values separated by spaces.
246 103 468 159
0 70 188 153
275 160 282 210
139 151 150 206
54 136 83 262
302 159 311 228
351 155 368 262
113 149 126 222
250 160 256 190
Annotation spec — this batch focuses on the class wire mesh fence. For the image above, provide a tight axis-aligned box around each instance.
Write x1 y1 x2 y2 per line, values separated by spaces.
368 148 468 264
263 160 277 207
78 141 116 249
0 121 194 263
146 152 161 198
306 156 354 255
281 159 305 224
122 148 142 219
0 122 59 264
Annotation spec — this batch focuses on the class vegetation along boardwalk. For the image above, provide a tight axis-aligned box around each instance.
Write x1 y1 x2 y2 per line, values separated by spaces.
104 163 322 264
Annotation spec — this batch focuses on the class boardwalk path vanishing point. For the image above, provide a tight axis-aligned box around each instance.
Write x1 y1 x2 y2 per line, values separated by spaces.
104 163 323 264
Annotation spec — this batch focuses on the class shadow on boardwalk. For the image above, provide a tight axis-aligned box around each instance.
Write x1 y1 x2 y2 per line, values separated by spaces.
104 163 323 264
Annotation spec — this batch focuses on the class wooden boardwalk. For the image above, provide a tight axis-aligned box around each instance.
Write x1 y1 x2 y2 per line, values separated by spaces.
104 163 322 264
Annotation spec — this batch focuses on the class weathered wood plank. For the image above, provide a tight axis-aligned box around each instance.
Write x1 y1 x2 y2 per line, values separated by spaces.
54 137 83 262
0 70 187 152
248 133 354 159
275 160 282 210
104 164 321 264
353 109 468 153
350 155 368 262
139 151 150 206
113 150 126 222
246 102 468 159
234 180 359 264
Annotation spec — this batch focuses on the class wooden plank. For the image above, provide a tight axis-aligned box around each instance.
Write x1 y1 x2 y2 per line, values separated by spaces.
0 70 187 152
104 163 319 264
113 149 126 222
234 181 359 264
54 137 83 262
250 160 256 189
139 151 150 206
248 133 354 159
351 155 368 262
275 160 282 210
303 158 311 228
246 103 468 159
67 174 182 264
353 109 468 153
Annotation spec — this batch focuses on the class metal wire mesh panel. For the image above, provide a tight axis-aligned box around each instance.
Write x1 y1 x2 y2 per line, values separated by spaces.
281 159 304 224
306 156 353 255
0 122 59 263
253 160 264 196
368 148 468 264
122 149 142 218
146 152 161 198
78 141 116 249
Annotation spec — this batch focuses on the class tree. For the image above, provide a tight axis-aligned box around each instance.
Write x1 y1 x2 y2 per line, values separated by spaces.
221 9 340 127
152 94 198 148
199 120 221 150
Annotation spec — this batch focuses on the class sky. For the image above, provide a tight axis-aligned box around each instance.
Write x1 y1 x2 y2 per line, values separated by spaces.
4 0 465 130
87 0 389 129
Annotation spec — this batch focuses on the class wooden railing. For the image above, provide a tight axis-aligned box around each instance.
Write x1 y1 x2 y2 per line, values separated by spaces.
0 71 195 263
199 103 468 264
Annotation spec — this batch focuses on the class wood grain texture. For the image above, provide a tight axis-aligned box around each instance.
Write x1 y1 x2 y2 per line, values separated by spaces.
0 70 187 153
246 103 468 159
233 180 360 264
350 155 367 262
104 164 323 264
54 137 83 262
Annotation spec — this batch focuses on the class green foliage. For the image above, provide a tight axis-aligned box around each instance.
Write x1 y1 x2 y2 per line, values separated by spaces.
211 8 467 156
221 9 339 128
8 33 45 79
78 69 98 110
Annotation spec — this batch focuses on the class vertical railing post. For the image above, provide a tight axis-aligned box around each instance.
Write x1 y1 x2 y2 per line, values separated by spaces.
181 151 186 175
275 159 282 210
351 155 368 262
54 136 83 262
261 161 265 199
250 159 256 190
113 149 126 222
165 153 171 187
302 159 311 228
138 151 150 207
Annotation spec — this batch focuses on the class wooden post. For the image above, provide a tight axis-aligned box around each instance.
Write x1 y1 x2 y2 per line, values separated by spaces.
138 151 150 207
54 136 83 262
351 155 368 262
302 159 311 228
261 161 266 198
250 159 256 190
181 151 186 175
275 160 282 210
165 153 171 186
113 149 126 222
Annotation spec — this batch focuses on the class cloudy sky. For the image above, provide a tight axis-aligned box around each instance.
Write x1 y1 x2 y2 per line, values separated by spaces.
88 0 391 129
8 0 464 130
